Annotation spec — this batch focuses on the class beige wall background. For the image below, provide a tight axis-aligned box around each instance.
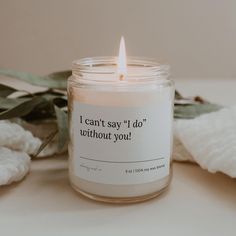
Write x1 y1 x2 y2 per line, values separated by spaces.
0 0 235 79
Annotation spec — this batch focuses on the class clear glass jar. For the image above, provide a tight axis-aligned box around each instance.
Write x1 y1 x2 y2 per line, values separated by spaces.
68 57 174 203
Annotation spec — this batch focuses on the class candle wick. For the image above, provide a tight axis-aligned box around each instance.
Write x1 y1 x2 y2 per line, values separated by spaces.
119 74 125 81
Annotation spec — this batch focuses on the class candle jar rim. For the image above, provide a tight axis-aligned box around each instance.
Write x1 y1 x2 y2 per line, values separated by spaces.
72 57 170 84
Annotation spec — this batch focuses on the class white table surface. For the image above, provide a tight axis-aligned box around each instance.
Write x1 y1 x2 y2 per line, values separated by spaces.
0 78 236 236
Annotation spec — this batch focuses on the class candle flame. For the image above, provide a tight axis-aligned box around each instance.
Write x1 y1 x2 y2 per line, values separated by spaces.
117 36 127 79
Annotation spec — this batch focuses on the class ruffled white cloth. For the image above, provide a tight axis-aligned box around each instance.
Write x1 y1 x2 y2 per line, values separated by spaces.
0 120 58 186
0 147 30 185
174 106 236 177
0 120 42 155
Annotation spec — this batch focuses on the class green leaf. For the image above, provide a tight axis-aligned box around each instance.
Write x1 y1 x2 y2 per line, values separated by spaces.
24 95 67 121
174 103 222 119
22 99 55 121
0 96 45 120
33 130 58 158
54 105 68 150
175 90 184 100
20 89 66 101
52 97 67 108
48 70 72 80
0 84 17 97
0 97 31 110
0 69 69 89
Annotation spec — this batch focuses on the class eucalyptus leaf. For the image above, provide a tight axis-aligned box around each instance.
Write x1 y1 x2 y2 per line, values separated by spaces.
174 103 222 119
0 69 68 89
48 70 72 80
20 90 56 97
0 97 31 110
0 84 17 97
0 96 45 120
18 92 67 122
61 95 68 100
54 105 68 150
41 94 62 101
33 130 58 158
22 99 55 121
52 97 67 108
20 90 66 101
175 90 184 100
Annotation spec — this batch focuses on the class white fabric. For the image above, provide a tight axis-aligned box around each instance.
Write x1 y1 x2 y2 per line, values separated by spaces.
172 137 194 162
0 120 42 155
0 147 30 185
174 106 236 177
0 120 58 185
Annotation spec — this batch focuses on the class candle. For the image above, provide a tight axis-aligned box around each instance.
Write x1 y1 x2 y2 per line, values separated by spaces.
67 37 174 203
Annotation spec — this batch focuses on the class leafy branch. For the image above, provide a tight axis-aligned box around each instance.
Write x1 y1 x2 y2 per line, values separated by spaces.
0 69 222 155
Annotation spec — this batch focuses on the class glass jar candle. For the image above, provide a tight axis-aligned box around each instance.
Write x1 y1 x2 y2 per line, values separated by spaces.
68 57 174 203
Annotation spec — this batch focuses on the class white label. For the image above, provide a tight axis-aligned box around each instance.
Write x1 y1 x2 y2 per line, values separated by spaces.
72 100 172 185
